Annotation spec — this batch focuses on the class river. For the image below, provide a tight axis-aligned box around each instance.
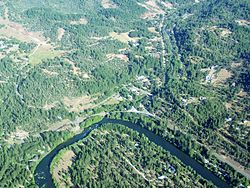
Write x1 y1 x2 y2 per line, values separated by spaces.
34 118 231 188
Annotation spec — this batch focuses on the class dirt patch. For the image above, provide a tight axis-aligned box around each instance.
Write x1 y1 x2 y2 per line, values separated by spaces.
109 31 140 44
231 62 242 68
240 120 250 127
46 118 81 133
0 16 45 43
213 69 232 84
128 85 152 96
63 95 97 112
138 0 166 20
5 129 29 144
118 48 127 52
65 59 90 79
43 101 58 110
215 153 250 180
144 0 164 13
220 29 232 37
237 90 247 97
101 0 117 9
0 52 6 59
63 94 121 112
160 1 173 9
70 18 88 25
0 14 64 65
41 69 59 76
90 36 109 41
182 13 194 19
149 37 161 42
182 97 199 105
235 20 250 27
48 119 71 131
137 75 151 87
225 102 233 110
57 28 65 41
148 27 158 33
145 46 156 51
106 53 129 62
65 59 80 74
53 150 76 188
208 26 232 37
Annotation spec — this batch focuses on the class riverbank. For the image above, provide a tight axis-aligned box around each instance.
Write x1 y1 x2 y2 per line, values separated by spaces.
34 118 230 188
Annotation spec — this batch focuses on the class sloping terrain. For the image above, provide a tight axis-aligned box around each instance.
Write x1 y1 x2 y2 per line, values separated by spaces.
0 0 249 187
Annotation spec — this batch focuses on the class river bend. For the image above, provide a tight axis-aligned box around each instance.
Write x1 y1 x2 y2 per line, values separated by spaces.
34 118 230 188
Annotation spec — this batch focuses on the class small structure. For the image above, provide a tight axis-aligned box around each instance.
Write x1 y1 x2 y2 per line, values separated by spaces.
158 175 167 180
168 165 176 174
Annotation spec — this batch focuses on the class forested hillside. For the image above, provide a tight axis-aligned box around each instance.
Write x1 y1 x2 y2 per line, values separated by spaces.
0 0 249 187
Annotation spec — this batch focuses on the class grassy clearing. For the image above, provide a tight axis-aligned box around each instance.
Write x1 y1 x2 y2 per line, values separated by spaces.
0 14 64 65
29 45 64 65
109 31 139 44
63 95 97 112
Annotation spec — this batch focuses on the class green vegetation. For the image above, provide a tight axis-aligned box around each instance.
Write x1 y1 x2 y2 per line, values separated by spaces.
0 0 249 187
53 124 214 188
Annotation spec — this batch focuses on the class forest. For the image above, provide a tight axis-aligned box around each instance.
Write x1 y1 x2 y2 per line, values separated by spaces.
0 0 249 187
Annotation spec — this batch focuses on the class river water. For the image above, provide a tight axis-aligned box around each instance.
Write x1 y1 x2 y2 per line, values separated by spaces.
34 118 230 188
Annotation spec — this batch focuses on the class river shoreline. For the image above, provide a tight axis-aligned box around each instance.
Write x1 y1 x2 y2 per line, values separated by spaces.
34 118 231 188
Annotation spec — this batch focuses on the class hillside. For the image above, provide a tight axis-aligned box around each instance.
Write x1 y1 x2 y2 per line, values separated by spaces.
0 0 249 187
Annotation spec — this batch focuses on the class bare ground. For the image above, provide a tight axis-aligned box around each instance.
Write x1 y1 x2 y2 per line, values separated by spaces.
0 13 64 64
53 150 76 188
215 153 250 180
70 18 88 25
235 20 250 27
41 69 59 76
138 0 166 20
106 53 129 62
148 27 158 33
213 69 232 84
101 0 117 9
5 129 29 144
57 28 65 41
63 95 97 112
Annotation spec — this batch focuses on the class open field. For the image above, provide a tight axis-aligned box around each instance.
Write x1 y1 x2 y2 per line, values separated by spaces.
0 10 64 65
29 44 64 65
109 31 140 44
0 0 249 187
